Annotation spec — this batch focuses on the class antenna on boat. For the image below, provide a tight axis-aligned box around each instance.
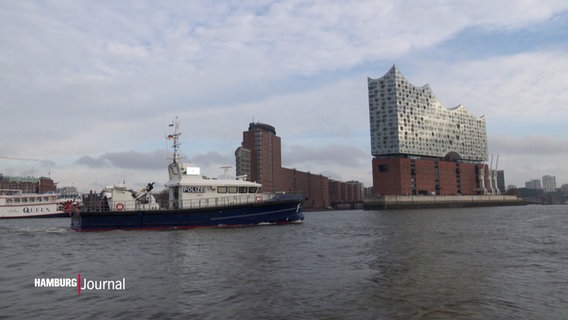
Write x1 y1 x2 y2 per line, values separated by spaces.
167 117 182 163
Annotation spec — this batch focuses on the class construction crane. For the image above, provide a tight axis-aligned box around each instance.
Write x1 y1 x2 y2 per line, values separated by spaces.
0 156 39 161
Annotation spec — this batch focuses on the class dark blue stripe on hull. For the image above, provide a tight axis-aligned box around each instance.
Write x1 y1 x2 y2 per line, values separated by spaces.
71 200 303 231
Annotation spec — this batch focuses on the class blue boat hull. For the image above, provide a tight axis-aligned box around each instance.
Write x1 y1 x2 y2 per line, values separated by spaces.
71 199 304 231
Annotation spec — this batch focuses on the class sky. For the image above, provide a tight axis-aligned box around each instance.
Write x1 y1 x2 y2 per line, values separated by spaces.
1 0 567 192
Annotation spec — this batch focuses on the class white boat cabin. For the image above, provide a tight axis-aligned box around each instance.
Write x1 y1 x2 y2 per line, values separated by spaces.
165 161 263 210
0 190 59 206
100 183 160 212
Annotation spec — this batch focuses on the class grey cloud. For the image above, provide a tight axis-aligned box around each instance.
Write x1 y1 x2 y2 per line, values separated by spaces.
190 151 233 166
491 135 568 155
75 156 110 168
283 144 368 167
39 159 57 167
75 150 170 169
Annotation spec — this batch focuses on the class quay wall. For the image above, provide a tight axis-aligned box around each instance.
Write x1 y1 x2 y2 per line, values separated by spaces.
363 195 525 210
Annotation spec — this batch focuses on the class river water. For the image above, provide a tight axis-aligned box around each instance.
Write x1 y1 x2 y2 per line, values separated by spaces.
1 205 567 319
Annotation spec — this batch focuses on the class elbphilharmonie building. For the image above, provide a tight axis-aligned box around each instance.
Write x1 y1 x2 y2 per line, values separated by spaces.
368 66 498 196
369 66 487 161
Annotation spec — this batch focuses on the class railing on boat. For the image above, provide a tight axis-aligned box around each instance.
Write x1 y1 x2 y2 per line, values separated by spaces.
168 193 269 210
81 193 272 212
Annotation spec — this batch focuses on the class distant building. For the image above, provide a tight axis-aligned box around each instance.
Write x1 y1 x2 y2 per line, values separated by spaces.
0 174 56 193
236 122 362 209
329 180 364 209
542 175 557 193
525 179 542 190
497 170 505 194
57 186 80 200
368 66 495 196
516 187 544 204
234 146 251 180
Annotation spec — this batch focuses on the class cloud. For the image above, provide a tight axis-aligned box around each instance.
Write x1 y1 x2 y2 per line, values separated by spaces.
38 159 56 167
283 144 369 167
280 143 372 184
490 135 568 156
190 151 233 166
75 156 110 168
75 150 170 169
2 1 565 142
399 49 568 113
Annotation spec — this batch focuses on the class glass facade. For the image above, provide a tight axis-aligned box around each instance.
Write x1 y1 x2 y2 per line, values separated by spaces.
368 66 488 162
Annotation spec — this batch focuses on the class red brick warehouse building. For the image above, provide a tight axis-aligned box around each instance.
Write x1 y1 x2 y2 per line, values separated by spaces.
368 66 502 196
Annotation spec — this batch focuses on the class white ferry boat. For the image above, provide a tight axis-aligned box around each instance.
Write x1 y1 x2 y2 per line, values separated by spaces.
0 190 67 218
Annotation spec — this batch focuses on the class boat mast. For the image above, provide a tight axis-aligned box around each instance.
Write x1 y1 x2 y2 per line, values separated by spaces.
168 117 182 163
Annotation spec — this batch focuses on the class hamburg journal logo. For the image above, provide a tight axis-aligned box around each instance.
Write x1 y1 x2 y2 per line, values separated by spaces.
34 274 126 294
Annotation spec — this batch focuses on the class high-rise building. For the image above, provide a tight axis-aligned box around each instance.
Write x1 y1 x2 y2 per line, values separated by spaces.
236 122 281 192
368 66 493 196
235 122 331 208
542 175 557 193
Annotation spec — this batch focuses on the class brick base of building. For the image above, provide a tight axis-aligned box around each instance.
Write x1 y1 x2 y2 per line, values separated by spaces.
372 157 490 196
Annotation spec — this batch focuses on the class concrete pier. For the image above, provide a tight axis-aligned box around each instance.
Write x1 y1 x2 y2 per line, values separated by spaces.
363 195 525 210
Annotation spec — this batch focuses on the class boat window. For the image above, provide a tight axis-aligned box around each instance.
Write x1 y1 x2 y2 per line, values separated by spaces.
238 187 248 193
217 186 227 193
248 187 258 193
228 186 237 194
